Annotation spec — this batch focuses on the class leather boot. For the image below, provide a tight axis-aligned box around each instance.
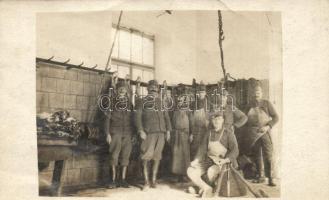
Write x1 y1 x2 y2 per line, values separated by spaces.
268 178 276 187
108 165 118 189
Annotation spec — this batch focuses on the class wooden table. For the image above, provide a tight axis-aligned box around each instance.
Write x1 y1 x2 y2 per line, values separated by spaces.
38 135 77 196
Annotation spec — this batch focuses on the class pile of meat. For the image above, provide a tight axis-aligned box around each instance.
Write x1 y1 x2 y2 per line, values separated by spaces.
37 110 81 140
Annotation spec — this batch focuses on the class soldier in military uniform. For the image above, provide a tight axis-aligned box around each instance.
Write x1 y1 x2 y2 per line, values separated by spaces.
190 81 209 160
135 80 172 190
105 76 134 188
171 84 192 182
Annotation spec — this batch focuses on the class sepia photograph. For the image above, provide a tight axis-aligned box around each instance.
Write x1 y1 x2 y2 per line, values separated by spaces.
35 10 283 198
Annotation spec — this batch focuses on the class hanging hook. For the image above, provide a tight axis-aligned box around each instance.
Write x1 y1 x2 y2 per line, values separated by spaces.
47 56 54 61
63 59 70 64
78 62 84 67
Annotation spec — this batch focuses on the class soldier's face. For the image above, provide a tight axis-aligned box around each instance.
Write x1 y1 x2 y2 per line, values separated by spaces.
211 116 224 130
253 86 263 101
148 85 159 95
117 87 127 96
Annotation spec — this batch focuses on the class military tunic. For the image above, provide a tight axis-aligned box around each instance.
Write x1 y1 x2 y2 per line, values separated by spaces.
105 98 134 166
135 95 172 161
245 99 279 178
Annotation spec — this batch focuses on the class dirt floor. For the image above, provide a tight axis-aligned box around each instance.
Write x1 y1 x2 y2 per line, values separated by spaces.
63 178 280 198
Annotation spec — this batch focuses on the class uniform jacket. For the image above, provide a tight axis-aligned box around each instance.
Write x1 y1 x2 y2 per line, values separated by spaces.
135 95 172 134
105 98 134 135
246 99 279 128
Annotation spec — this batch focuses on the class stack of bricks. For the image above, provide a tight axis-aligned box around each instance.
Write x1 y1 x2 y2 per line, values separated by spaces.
36 61 111 189
36 61 111 123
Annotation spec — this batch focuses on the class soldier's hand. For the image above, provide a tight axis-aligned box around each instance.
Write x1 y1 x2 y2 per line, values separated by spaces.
259 125 271 133
189 134 193 143
139 130 147 140
166 131 171 142
106 134 112 144
190 159 199 167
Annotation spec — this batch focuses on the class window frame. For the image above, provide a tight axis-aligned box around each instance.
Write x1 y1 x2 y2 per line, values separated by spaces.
111 24 155 82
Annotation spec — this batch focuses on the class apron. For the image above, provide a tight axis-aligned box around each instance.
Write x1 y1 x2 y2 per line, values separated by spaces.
244 107 272 150
207 129 227 164
207 129 247 197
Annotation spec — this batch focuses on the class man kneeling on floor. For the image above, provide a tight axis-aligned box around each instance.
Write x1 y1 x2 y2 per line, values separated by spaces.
187 111 239 197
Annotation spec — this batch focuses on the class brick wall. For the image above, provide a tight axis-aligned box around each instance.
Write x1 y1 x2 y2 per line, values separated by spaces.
36 61 111 123
37 61 112 189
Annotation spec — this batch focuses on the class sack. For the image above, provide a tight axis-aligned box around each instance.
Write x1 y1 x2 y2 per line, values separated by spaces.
215 164 247 197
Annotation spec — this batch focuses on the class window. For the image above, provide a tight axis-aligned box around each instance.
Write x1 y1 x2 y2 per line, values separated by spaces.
110 25 155 85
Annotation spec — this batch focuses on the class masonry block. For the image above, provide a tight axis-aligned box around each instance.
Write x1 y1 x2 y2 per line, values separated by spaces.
41 77 57 92
89 72 102 84
88 97 98 110
48 67 65 79
76 96 89 110
36 92 49 108
36 76 42 91
65 169 80 185
64 95 76 109
49 93 64 109
97 166 110 182
64 158 74 170
64 69 78 81
56 79 71 94
80 168 97 184
95 84 102 96
78 71 90 82
84 83 96 97
36 65 49 77
70 81 84 95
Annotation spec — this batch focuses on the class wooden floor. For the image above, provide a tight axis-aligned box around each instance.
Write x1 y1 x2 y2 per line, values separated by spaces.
62 178 280 199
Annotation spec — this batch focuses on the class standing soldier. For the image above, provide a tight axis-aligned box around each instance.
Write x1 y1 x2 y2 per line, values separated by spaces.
105 75 134 188
135 80 172 190
171 84 192 182
244 84 279 186
190 81 209 160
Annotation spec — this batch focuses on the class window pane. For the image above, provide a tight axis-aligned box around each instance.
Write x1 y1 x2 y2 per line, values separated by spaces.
142 37 154 66
117 65 130 79
131 33 143 63
119 30 131 61
143 70 154 82
111 28 119 58
132 68 143 80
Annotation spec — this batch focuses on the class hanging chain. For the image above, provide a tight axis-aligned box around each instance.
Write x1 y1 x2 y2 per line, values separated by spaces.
218 10 227 84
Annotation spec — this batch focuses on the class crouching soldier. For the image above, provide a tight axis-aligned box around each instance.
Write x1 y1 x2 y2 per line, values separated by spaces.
105 76 134 188
187 112 239 197
135 80 172 190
